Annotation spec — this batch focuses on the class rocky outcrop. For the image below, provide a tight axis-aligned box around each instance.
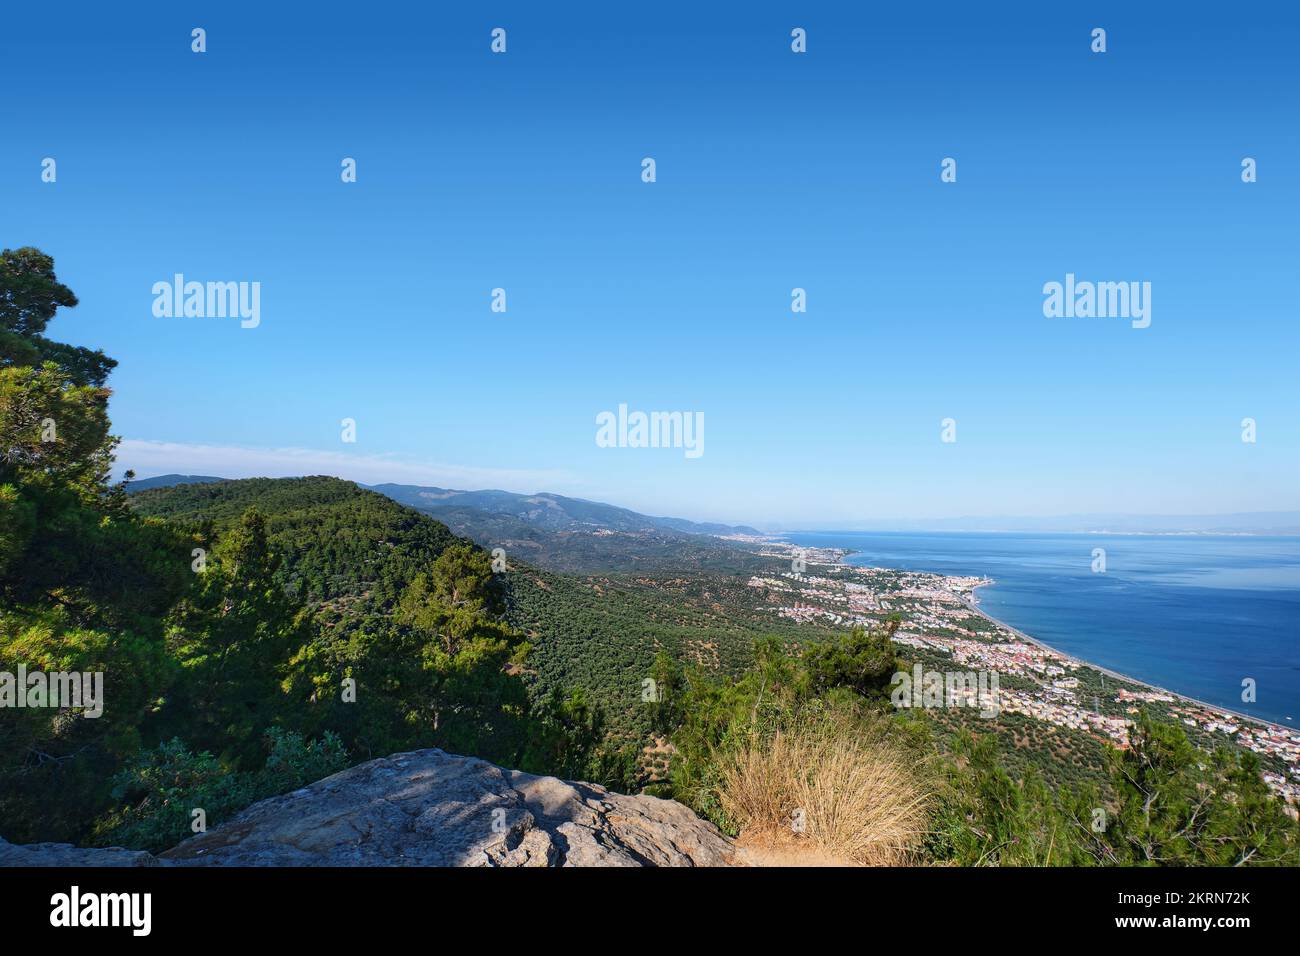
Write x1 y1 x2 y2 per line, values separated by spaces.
1 749 735 867
0 837 157 867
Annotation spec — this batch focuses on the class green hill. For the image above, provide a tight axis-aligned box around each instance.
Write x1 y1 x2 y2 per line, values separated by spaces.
130 476 462 605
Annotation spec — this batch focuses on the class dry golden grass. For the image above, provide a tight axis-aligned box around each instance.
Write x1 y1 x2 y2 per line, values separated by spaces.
716 715 932 866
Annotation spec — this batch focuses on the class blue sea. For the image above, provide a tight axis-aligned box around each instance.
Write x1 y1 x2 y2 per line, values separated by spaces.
785 532 1300 726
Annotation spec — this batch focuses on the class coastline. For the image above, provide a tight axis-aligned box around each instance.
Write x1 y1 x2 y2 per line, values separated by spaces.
963 584 1292 735
795 537 1296 736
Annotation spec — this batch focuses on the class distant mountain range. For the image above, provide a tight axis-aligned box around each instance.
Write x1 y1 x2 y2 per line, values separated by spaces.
125 475 764 572
368 483 761 537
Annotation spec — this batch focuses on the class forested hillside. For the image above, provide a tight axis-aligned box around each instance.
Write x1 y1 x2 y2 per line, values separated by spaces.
401 507 762 574
131 476 462 604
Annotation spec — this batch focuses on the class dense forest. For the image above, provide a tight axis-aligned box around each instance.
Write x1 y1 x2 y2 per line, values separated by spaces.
3 247 1297 865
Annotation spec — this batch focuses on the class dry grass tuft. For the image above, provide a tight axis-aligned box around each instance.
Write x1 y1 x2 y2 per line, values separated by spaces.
716 715 932 866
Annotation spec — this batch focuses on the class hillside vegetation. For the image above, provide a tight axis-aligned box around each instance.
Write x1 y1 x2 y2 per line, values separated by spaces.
130 475 461 605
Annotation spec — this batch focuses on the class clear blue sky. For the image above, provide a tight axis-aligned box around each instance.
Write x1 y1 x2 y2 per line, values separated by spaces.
4 2 1297 526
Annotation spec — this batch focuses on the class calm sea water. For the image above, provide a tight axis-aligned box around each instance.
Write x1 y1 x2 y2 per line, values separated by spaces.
785 531 1300 726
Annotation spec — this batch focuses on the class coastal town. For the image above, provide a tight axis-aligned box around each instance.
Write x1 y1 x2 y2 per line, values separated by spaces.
742 541 1300 804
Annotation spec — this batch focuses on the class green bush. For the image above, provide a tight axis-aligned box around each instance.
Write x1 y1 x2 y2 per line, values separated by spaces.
93 728 349 853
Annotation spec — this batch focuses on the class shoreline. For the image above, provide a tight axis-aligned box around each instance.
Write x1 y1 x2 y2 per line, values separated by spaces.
964 585 1293 735
796 539 1296 736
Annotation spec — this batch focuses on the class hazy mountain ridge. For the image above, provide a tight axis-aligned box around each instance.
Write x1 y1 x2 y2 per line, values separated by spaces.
368 483 762 536
127 475 764 572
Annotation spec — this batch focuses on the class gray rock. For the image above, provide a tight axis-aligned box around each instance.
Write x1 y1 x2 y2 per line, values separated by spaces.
0 836 157 867
155 748 735 867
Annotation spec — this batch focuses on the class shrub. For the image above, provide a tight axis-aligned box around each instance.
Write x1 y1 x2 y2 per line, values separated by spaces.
93 729 349 853
93 738 256 853
716 709 932 865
